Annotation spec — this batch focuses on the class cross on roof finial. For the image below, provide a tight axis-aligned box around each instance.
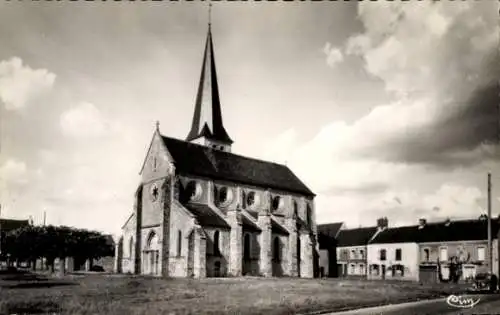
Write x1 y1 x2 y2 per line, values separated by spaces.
208 2 212 26
155 120 160 131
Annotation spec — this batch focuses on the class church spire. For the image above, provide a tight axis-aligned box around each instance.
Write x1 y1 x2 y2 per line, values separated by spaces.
186 4 233 150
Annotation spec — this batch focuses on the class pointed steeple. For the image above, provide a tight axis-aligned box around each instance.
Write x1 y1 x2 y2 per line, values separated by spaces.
186 9 233 150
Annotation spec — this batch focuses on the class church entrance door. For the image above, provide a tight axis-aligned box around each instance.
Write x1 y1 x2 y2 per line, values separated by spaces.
145 231 160 276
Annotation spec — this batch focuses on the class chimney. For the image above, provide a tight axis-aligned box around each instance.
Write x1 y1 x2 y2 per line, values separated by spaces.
377 217 388 230
418 218 427 229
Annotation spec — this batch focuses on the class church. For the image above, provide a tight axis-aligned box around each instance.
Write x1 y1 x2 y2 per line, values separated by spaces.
114 21 318 278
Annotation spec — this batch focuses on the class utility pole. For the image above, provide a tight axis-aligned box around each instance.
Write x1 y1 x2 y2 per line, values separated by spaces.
0 204 2 256
487 172 492 274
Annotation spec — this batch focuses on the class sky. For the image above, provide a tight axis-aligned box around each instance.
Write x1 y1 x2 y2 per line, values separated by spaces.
0 1 499 236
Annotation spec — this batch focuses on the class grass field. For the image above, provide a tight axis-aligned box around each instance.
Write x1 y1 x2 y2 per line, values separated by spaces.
0 271 468 315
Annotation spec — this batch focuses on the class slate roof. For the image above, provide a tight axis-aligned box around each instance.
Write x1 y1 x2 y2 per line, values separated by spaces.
318 222 344 238
242 215 261 232
184 204 230 229
370 219 500 244
336 227 378 247
0 219 30 233
271 217 289 235
246 210 259 220
162 136 314 196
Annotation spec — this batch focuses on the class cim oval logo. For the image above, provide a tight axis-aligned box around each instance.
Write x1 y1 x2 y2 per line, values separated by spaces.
446 295 480 308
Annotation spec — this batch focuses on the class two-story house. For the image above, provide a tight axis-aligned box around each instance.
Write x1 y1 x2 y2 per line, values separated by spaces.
367 224 420 281
335 218 386 278
417 217 500 283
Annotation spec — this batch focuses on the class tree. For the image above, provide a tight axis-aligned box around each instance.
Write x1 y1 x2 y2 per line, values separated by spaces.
1 224 114 273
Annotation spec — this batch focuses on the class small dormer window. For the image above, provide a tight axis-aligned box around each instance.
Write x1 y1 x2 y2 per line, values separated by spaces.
219 146 224 151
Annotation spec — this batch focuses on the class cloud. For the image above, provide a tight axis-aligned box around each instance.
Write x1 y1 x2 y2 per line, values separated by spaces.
60 102 122 138
322 2 499 167
0 57 56 110
323 42 344 68
264 2 499 228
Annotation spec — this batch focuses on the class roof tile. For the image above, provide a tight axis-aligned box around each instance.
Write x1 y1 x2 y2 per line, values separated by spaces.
162 136 314 196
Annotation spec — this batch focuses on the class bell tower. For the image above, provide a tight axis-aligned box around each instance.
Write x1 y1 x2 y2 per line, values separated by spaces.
186 4 233 152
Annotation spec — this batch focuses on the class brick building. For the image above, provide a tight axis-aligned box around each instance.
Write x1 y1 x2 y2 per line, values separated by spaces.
114 24 317 278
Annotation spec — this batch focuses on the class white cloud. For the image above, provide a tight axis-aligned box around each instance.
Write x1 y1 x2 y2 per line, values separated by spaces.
60 102 122 138
347 1 497 95
0 57 56 110
322 42 344 68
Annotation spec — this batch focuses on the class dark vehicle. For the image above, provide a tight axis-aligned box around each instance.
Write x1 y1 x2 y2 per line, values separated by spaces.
469 272 498 293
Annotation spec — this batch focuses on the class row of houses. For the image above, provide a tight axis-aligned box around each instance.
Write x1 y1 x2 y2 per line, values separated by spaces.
318 215 500 282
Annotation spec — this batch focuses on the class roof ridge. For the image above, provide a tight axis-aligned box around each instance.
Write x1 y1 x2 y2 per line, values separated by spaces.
162 134 290 168
339 226 377 232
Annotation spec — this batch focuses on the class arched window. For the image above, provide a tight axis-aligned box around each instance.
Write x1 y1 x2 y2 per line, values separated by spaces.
177 230 182 257
214 230 220 255
243 233 251 261
293 200 298 218
273 237 281 262
128 237 134 258
271 196 281 211
306 204 312 226
147 231 158 248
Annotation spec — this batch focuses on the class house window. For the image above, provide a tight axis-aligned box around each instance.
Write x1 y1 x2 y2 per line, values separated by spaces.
395 248 402 261
213 230 220 255
423 248 430 262
359 249 365 259
152 156 157 171
477 247 486 261
351 249 356 260
177 230 182 257
379 249 386 261
360 264 365 275
342 249 349 260
349 264 355 274
440 247 448 262
371 264 379 276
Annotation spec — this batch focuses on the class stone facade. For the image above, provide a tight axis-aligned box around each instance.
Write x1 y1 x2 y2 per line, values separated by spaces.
114 130 317 278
